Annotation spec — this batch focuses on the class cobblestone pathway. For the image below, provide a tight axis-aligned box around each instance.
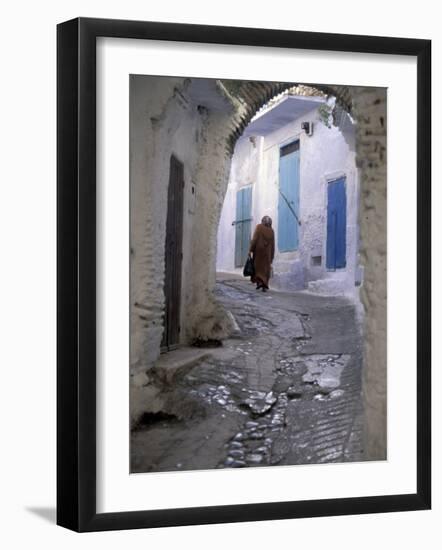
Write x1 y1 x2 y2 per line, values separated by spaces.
131 276 365 473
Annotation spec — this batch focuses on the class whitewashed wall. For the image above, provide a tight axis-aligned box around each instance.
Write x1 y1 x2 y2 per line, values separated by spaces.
217 106 360 296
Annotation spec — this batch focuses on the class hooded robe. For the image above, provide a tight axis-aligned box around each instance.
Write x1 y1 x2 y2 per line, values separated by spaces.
249 223 275 288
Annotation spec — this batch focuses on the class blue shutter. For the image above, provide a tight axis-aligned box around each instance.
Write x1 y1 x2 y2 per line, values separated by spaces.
241 186 252 265
278 147 300 252
234 187 253 267
326 177 347 270
234 188 243 267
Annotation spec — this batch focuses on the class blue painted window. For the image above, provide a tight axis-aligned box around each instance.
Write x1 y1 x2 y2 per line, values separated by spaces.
278 141 300 252
234 186 253 267
326 177 347 270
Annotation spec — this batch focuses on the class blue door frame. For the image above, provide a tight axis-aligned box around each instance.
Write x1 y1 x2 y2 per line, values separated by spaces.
278 141 300 252
326 177 347 270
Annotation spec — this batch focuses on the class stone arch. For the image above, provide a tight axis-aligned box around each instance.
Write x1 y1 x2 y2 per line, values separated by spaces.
189 80 386 462
130 75 386 461
220 80 354 153
223 82 387 459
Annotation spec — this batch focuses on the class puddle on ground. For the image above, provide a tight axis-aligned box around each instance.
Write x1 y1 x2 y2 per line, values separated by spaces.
299 354 350 388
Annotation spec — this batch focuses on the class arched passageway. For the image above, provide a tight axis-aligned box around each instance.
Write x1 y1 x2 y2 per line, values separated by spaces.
129 76 386 462
217 84 359 295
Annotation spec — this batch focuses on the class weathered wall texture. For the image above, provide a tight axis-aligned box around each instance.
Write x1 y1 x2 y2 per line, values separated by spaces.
129 76 242 417
130 78 386 460
217 101 360 296
130 76 204 381
351 88 387 460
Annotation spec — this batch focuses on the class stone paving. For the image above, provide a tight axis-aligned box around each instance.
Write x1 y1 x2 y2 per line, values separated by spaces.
131 276 365 473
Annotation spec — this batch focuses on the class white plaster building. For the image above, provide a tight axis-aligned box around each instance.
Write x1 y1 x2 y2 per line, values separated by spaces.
217 94 362 296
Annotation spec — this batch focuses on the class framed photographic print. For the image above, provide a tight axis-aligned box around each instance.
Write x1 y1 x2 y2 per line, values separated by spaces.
57 17 431 531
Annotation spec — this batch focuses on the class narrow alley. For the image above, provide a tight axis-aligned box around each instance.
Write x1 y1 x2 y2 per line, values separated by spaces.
131 276 365 473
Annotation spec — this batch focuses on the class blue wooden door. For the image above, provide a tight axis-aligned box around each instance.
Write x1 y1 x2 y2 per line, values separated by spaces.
326 177 347 270
278 142 300 252
234 186 253 267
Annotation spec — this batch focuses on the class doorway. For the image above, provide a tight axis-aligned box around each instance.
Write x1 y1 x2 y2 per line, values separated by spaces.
234 186 253 267
161 155 184 351
326 176 347 270
278 140 300 252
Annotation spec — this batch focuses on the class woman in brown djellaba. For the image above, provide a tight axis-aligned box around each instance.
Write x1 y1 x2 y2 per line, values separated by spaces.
248 215 275 292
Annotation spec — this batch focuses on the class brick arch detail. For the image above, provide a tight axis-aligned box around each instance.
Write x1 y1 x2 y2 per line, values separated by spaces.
221 81 354 153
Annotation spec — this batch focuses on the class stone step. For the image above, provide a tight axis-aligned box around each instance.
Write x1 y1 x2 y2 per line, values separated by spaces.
153 347 212 384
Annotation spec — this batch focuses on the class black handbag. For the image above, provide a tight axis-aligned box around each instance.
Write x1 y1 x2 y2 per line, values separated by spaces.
243 256 255 277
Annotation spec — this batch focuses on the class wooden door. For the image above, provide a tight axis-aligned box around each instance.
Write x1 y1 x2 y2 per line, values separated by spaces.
161 155 184 351
278 141 300 252
234 186 253 267
326 177 347 270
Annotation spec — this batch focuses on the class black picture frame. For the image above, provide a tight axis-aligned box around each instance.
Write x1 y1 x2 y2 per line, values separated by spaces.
57 17 431 532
